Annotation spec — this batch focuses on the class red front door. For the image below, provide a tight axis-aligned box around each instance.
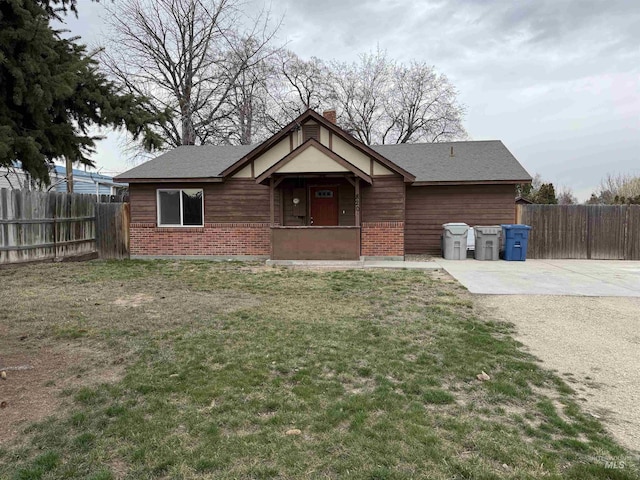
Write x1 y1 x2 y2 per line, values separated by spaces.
310 186 338 226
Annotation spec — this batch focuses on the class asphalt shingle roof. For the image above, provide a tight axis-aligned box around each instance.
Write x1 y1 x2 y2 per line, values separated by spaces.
116 145 255 180
116 140 531 183
370 141 531 183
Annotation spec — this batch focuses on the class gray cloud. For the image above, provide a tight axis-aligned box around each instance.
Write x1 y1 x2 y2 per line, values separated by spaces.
63 0 640 199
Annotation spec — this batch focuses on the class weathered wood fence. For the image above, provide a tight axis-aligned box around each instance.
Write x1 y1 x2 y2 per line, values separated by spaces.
0 189 130 264
516 204 640 259
96 203 130 260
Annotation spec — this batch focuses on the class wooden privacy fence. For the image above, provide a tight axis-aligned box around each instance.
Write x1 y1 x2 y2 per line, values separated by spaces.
516 204 640 260
0 188 130 264
96 203 130 260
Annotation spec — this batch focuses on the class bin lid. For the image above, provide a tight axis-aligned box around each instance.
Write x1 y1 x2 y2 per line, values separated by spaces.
443 222 469 235
475 225 501 235
501 224 532 230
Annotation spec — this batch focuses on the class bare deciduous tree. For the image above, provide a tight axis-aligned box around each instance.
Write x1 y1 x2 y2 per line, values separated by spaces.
556 185 578 205
101 2 465 154
266 49 467 145
598 173 640 203
100 0 279 149
257 51 333 134
329 50 466 145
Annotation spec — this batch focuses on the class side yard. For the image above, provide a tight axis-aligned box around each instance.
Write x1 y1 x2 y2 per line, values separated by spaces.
0 261 638 479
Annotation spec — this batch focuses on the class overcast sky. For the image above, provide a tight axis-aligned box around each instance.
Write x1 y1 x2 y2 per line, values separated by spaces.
61 0 639 201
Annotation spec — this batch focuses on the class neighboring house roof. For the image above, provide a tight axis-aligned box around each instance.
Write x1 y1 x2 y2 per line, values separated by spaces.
51 166 127 195
515 196 534 204
370 141 531 184
1 163 126 193
116 111 531 185
52 165 126 185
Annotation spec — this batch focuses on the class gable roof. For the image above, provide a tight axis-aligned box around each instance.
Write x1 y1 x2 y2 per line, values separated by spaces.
221 109 415 182
370 141 531 184
115 113 531 185
255 138 372 184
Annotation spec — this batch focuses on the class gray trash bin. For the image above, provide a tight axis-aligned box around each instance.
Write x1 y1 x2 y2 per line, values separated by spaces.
442 223 469 260
474 226 501 261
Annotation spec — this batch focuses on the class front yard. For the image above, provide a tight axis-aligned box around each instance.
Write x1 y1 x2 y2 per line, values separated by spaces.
0 261 637 479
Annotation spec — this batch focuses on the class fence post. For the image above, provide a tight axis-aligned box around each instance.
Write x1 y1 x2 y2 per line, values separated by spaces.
52 193 57 260
623 204 630 260
586 207 591 260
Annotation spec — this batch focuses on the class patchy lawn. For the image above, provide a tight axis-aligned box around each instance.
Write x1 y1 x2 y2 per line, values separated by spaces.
0 260 638 480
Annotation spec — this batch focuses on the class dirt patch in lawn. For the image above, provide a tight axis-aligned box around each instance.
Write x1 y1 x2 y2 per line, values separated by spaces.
0 347 125 444
0 262 262 445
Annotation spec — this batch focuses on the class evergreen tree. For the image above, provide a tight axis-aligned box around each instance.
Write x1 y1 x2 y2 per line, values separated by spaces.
534 183 558 204
0 0 166 183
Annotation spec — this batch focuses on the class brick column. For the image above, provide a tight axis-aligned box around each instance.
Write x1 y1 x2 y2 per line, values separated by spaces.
360 221 405 257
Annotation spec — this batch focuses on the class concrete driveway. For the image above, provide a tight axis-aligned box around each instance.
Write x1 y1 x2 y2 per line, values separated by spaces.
435 259 640 297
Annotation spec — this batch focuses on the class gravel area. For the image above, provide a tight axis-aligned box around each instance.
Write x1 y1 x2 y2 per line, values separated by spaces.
476 295 640 453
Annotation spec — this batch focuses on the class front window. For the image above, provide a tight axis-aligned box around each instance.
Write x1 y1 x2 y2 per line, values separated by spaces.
157 189 203 226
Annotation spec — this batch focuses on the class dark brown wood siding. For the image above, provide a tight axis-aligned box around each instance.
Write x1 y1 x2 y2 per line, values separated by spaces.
406 184 516 254
207 179 273 223
338 184 355 226
361 176 405 222
129 179 276 224
281 187 305 226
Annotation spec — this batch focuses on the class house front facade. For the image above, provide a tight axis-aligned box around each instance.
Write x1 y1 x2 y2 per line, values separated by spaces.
116 109 531 260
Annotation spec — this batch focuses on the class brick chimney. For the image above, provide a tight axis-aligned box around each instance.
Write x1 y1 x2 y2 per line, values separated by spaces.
323 109 337 124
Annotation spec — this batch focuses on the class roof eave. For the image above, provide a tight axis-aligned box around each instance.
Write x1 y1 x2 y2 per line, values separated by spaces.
411 179 532 186
114 177 224 184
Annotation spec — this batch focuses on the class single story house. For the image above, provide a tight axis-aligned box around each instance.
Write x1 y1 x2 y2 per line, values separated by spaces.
116 109 531 260
0 162 126 197
50 166 127 196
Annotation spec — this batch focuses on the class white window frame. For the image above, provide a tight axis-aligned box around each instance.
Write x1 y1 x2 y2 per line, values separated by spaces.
156 188 204 227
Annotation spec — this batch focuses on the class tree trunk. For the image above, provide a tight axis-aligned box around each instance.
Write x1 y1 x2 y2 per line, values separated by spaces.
65 156 74 193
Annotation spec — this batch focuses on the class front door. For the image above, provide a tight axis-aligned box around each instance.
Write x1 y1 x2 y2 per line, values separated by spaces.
310 186 338 226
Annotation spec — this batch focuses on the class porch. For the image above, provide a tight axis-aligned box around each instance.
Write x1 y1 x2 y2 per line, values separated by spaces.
267 175 364 260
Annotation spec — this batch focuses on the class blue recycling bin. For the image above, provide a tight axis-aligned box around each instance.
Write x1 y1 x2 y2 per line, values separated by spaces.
501 224 532 261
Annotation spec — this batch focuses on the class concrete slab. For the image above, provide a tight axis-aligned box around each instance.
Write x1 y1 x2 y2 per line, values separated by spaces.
266 260 364 268
434 259 640 297
265 259 442 270
363 260 441 270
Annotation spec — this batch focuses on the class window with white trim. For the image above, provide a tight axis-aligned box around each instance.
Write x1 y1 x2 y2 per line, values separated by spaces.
157 189 204 226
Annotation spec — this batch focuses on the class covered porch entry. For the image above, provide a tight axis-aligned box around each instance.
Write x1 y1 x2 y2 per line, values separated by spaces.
256 137 372 260
269 176 365 260
262 173 370 260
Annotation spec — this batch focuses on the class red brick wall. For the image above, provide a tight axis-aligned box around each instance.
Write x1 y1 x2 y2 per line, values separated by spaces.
361 221 405 257
130 223 270 256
